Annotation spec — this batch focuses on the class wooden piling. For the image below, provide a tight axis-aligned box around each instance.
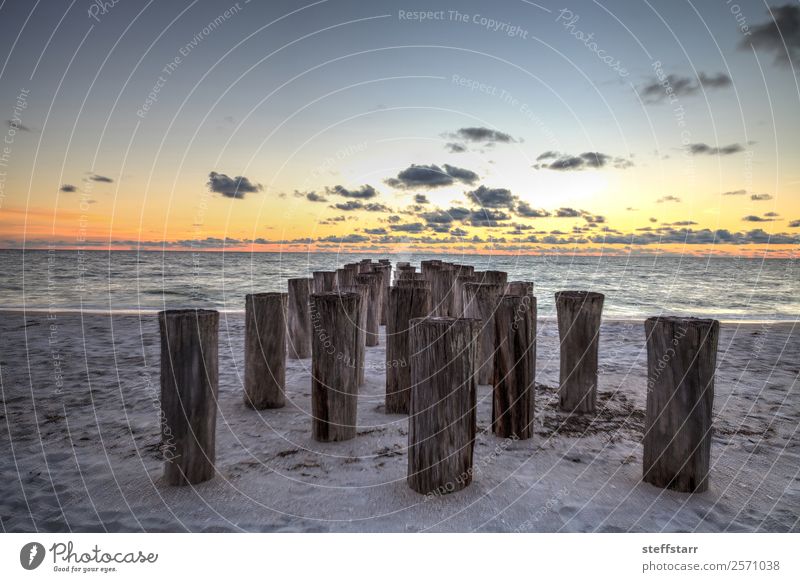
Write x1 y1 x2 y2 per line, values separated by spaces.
354 272 382 346
287 278 312 359
493 295 537 439
643 316 719 493
244 293 287 409
337 284 369 386
555 291 605 413
385 284 431 414
407 317 478 495
453 274 476 317
506 281 534 296
310 292 361 442
431 264 457 317
480 270 508 286
159 308 219 486
312 271 336 294
372 263 392 326
463 282 505 384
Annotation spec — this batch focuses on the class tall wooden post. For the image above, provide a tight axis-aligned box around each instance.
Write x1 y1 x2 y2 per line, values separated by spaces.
354 272 382 346
385 284 431 414
407 317 478 495
335 268 354 289
159 309 219 486
463 282 504 384
431 264 457 317
337 284 368 386
506 281 534 296
453 274 476 317
287 278 312 359
493 295 537 439
312 271 336 294
244 293 287 409
373 263 392 326
480 270 508 286
643 316 719 493
555 291 604 413
310 292 361 442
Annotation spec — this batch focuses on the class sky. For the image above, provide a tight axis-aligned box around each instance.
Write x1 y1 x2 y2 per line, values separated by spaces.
0 0 798 256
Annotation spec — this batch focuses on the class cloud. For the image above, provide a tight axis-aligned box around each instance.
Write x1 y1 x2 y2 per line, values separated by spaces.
789 220 800 228
364 228 387 235
469 208 511 227
319 234 370 244
414 194 429 204
327 184 377 199
739 4 800 67
750 193 773 201
89 174 114 183
687 143 745 155
445 142 467 153
384 163 478 189
449 127 516 143
467 185 515 209
591 228 799 245
640 72 732 102
533 151 633 171
305 191 327 202
516 201 551 217
742 214 777 222
722 189 747 196
59 184 77 193
657 195 682 203
390 222 425 233
207 171 261 198
331 200 392 212
364 202 391 212
555 207 581 217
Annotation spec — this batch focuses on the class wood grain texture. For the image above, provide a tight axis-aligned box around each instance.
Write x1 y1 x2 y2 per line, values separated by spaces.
643 316 719 493
493 295 537 439
312 271 336 294
505 281 534 296
480 270 508 286
453 274 476 317
407 317 478 495
244 293 287 409
555 290 604 413
159 308 219 486
386 285 431 414
431 265 458 317
462 282 505 384
287 278 312 359
310 292 361 442
337 284 369 386
372 263 392 326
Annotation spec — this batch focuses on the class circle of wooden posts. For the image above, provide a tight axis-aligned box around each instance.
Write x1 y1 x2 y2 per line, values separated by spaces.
555 290 605 413
407 316 478 495
158 308 219 486
310 291 361 442
155 260 720 496
493 294 537 439
643 316 719 493
244 292 287 409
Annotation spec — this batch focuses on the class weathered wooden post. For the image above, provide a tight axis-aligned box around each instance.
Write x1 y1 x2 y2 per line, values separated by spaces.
358 259 374 273
354 272 382 346
506 281 534 296
244 293 287 409
555 291 605 413
421 259 441 283
372 263 392 326
310 292 361 442
312 271 336 294
493 294 536 439
480 270 508 286
335 268 353 289
407 317 478 495
159 308 219 486
287 278 312 359
385 284 431 414
431 264 457 317
643 316 719 493
396 266 418 281
463 282 504 384
337 284 368 386
453 274 476 317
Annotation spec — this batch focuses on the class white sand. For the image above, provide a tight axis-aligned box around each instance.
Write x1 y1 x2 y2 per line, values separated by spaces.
1 311 798 532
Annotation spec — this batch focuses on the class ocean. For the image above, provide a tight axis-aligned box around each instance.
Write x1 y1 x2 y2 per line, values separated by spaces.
1 249 797 322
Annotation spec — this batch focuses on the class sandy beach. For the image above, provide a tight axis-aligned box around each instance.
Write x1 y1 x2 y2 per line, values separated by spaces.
1 311 797 532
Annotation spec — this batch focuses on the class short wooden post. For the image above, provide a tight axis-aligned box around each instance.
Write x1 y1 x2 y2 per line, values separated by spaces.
337 284 368 386
287 278 312 359
506 281 534 296
358 259 374 273
310 292 361 442
555 291 604 413
385 285 431 414
396 266 416 281
493 295 536 439
407 317 478 495
312 271 336 294
463 282 504 384
159 309 219 486
354 272 382 346
421 260 441 282
244 293 287 409
453 274 476 317
480 270 508 286
643 316 719 493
